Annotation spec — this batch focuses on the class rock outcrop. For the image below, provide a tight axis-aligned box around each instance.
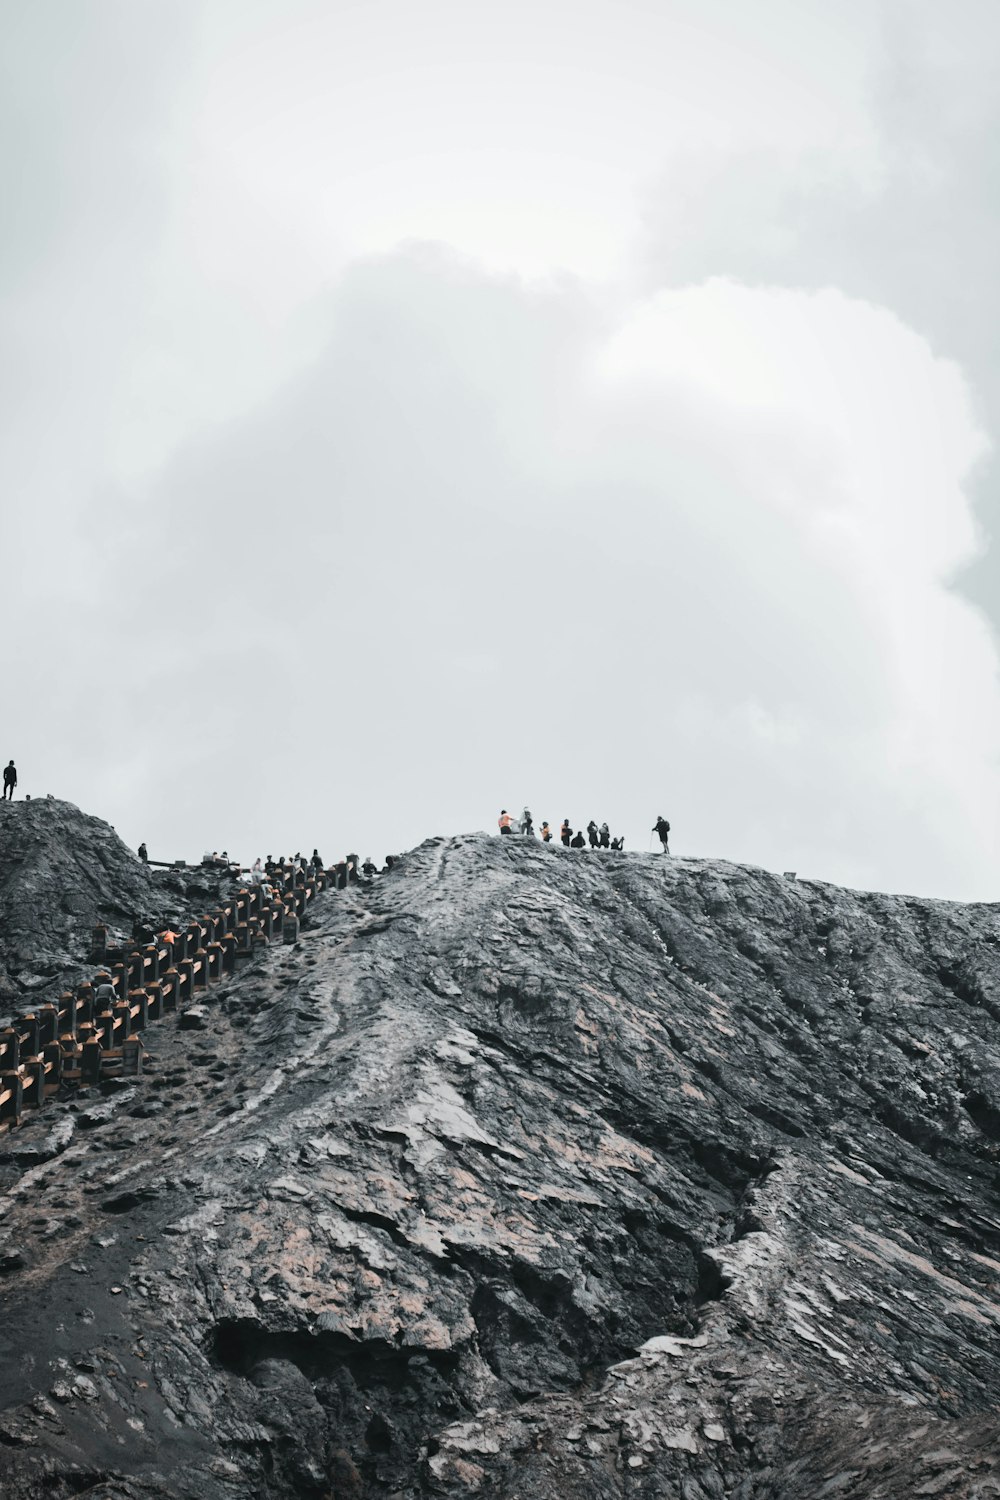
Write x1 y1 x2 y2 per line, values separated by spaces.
0 823 999 1498
0 799 242 1009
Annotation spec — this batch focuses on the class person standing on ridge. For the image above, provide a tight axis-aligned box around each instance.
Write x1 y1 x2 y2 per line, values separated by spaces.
587 820 599 849
498 810 514 835
138 842 148 863
540 822 552 843
652 815 671 854
521 807 534 836
560 819 572 847
2 761 16 800
599 822 610 849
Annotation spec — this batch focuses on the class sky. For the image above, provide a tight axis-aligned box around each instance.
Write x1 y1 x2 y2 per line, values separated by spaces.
1 0 998 899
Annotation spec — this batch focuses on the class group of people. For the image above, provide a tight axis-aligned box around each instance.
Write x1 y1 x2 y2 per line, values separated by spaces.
498 809 626 850
499 809 672 854
251 852 385 884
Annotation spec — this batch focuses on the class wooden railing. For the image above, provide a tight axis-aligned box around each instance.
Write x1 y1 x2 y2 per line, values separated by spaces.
0 862 332 1130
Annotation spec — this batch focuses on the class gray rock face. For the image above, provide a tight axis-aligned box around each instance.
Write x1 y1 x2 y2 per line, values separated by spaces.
0 798 243 1009
0 829 999 1498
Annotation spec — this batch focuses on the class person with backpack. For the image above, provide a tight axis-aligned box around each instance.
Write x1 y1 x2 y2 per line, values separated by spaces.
599 822 610 848
652 815 671 854
540 822 552 843
587 820 599 848
560 819 572 847
521 807 534 836
2 761 16 800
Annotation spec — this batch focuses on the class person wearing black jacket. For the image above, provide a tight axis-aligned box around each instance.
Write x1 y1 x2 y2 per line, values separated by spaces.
652 815 671 854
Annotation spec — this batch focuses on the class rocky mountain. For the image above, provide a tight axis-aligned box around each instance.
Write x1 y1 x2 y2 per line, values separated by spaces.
0 799 244 1010
0 812 999 1498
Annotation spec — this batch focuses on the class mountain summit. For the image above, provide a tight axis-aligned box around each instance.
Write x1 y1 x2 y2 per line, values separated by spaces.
0 821 999 1498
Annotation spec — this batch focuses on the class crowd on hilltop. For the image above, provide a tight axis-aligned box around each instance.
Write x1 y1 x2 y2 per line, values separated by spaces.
498 808 626 850
137 845 394 886
499 809 672 854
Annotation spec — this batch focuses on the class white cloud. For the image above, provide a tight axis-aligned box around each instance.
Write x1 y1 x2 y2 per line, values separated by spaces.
52 252 992 898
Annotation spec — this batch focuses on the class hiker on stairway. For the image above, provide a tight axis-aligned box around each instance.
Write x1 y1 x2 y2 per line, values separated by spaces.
652 815 671 854
498 810 514 835
2 761 16 800
560 819 572 847
587 820 600 849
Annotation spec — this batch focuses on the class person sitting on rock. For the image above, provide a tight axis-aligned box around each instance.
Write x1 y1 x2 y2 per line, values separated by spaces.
652 815 671 854
611 835 625 850
498 809 514 835
599 822 610 848
571 829 586 849
587 820 599 848
361 857 378 877
540 822 552 843
2 760 16 800
560 819 572 846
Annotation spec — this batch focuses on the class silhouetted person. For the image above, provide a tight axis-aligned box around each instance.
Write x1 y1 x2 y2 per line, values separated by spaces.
346 853 360 882
137 842 148 863
571 830 586 849
2 761 16 800
652 815 671 854
587 820 599 849
362 858 378 877
498 810 513 835
521 807 534 836
560 819 572 847
311 848 324 870
611 836 625 851
599 823 610 849
540 822 552 843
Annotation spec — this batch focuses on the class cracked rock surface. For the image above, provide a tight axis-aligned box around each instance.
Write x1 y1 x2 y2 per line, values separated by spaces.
0 825 999 1497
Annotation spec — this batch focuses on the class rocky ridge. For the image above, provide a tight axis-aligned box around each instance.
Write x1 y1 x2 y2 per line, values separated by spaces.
0 815 998 1497
0 799 244 1009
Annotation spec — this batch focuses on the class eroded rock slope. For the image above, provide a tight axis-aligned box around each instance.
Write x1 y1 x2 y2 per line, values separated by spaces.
0 829 999 1498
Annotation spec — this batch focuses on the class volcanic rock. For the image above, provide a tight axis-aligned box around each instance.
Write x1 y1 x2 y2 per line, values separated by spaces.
0 798 244 1007
0 824 998 1497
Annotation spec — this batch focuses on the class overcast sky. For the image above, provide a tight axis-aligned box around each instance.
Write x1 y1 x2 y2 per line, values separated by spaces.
2 0 998 899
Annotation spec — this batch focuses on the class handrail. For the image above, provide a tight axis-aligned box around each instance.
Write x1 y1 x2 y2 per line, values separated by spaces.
0 861 335 1131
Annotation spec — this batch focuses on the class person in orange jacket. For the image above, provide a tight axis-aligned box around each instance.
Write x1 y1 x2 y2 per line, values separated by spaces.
498 810 514 835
